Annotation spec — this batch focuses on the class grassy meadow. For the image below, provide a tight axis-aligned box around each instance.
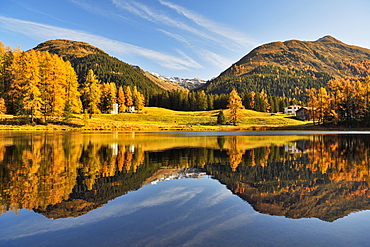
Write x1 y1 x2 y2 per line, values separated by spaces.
79 107 310 131
0 107 311 131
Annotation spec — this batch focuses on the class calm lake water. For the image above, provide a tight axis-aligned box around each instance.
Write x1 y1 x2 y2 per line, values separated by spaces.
1 131 370 246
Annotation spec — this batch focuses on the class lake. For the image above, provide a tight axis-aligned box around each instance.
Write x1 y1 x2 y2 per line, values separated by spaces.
1 130 370 246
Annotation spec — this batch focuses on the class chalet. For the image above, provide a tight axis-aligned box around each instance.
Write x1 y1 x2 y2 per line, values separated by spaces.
283 105 302 115
126 106 135 113
110 103 119 114
296 107 315 121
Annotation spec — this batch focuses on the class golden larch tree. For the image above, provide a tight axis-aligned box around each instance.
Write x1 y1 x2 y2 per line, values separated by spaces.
80 69 101 118
133 86 145 112
227 89 244 125
10 50 43 122
124 86 133 112
62 60 82 115
0 97 6 114
39 51 66 120
306 88 318 124
117 86 126 113
316 87 329 124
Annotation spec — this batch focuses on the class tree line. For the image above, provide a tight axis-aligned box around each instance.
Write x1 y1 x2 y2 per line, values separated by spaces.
70 53 163 95
2 132 369 216
80 69 145 118
0 43 146 122
306 76 370 126
0 45 81 122
196 65 331 101
149 89 302 113
1 41 310 123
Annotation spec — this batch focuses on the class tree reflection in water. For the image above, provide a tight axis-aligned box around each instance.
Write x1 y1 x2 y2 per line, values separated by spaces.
1 132 370 222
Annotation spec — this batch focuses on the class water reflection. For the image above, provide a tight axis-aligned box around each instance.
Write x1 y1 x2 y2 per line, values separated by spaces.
1 132 370 223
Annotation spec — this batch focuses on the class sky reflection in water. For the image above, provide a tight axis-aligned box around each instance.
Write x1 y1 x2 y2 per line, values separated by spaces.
1 177 370 247
1 132 370 246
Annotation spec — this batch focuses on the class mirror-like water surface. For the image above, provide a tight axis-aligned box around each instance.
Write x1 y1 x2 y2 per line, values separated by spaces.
1 131 370 246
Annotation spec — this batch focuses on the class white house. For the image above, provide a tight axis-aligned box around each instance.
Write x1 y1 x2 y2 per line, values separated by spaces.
283 105 302 115
126 106 135 113
110 104 119 114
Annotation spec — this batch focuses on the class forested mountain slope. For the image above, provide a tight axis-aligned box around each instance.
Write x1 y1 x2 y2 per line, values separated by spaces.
197 36 370 100
33 39 164 94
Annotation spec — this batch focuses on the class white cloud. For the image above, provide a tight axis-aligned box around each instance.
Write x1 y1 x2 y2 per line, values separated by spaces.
66 0 255 78
69 0 115 19
0 185 205 241
157 29 191 46
200 186 233 207
159 0 257 49
71 0 255 51
183 212 255 246
0 15 202 70
195 48 234 70
112 0 221 45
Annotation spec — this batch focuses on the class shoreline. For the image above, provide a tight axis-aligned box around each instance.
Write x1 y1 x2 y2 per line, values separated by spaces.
0 122 367 132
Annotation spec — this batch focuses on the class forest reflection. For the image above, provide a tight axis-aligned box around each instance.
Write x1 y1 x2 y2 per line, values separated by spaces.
1 132 370 222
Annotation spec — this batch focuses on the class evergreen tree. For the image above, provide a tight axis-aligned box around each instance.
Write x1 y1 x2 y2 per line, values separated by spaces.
268 96 279 113
188 92 197 111
254 93 266 112
196 91 208 110
217 110 226 125
259 89 270 112
100 83 113 113
207 94 214 110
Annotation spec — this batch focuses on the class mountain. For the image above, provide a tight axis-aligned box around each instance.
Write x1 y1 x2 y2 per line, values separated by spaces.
33 39 164 94
197 36 370 100
131 66 186 91
232 179 370 222
148 72 206 90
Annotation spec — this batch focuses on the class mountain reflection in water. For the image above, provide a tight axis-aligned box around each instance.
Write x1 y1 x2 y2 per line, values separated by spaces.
1 132 370 223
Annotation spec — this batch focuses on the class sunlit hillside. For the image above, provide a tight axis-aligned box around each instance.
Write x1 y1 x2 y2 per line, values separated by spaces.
32 39 164 94
197 36 370 100
88 106 309 130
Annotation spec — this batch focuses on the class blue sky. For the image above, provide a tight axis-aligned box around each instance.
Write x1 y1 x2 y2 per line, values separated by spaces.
1 0 370 80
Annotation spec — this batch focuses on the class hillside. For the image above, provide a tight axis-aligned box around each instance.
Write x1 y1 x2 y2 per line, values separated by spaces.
33 39 164 94
197 36 370 100
32 39 105 58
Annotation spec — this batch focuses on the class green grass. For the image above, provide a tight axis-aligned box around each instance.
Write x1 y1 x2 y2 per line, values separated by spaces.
0 107 310 130
96 107 308 128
